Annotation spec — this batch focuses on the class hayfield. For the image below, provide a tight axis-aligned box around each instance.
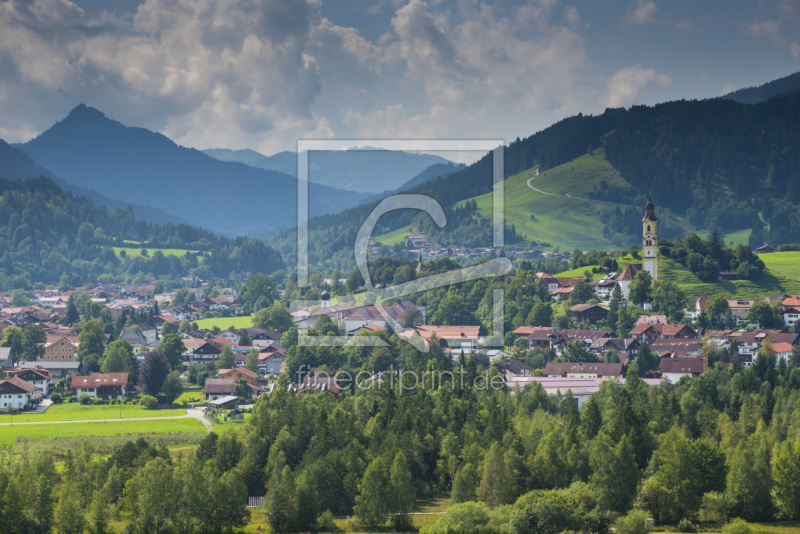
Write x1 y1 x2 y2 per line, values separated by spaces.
0 403 186 423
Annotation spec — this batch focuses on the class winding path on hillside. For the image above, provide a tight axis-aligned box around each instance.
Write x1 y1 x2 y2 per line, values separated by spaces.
525 168 583 200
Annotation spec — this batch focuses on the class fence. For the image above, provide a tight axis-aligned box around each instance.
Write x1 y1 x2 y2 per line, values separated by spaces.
248 496 264 508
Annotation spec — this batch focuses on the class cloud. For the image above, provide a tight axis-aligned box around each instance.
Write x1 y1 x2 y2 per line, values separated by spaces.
675 19 693 32
717 83 736 97
743 20 783 45
602 67 670 108
565 7 582 30
624 1 657 25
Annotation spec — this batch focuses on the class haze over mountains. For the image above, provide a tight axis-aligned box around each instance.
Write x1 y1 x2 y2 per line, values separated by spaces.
12 105 373 236
203 148 454 194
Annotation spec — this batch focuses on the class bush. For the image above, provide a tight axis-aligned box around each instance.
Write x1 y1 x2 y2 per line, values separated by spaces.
678 518 697 533
49 392 63 404
613 509 650 534
92 397 106 405
79 394 92 405
318 510 335 532
139 395 158 410
722 519 752 534
700 492 728 523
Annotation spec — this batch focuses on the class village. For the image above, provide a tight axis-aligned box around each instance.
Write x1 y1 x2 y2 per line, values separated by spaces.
0 198 796 418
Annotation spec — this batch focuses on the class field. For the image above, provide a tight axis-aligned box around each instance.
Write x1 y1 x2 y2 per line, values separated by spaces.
0 403 186 423
556 265 605 280
194 315 254 330
113 246 200 259
0 418 206 448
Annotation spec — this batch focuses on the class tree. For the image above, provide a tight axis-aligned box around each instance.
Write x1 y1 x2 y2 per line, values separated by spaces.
727 439 773 521
651 280 687 321
252 301 294 332
101 340 135 374
22 323 46 361
178 319 192 333
1 325 24 362
79 320 106 361
390 451 416 529
139 350 170 396
199 464 250 534
421 502 492 534
245 348 259 374
477 442 513 508
217 345 235 371
158 334 185 370
240 274 278 313
452 463 479 503
636 342 659 374
88 489 110 534
528 302 553 327
238 330 252 346
564 339 589 362
772 436 800 520
509 489 582 534
704 294 730 329
747 301 776 329
124 457 177 533
56 485 87 534
435 294 471 325
354 455 391 527
161 321 178 335
590 432 639 512
161 371 183 403
264 452 298 533
568 280 593 305
65 294 80 325
628 270 652 306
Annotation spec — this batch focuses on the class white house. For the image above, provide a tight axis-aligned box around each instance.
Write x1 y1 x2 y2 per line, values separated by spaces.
70 372 130 400
0 377 36 409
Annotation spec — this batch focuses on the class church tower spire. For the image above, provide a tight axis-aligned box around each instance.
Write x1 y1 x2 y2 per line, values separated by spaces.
642 196 658 280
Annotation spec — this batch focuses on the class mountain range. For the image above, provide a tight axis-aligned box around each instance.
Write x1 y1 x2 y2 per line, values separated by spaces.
203 147 453 194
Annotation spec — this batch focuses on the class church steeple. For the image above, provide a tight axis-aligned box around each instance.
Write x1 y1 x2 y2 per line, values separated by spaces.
642 196 658 280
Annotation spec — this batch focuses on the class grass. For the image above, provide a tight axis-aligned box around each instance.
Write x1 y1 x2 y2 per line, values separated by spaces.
556 265 605 280
374 149 694 252
113 246 200 260
176 391 205 404
0 418 205 448
724 229 751 248
0 403 186 423
194 315 253 330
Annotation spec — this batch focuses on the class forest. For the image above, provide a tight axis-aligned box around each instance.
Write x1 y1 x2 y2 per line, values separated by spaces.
4 335 800 533
0 177 283 289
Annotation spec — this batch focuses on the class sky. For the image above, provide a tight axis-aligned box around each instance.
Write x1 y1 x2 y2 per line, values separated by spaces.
1 0 800 163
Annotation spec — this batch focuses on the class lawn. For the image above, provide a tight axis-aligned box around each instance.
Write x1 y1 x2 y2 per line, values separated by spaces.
194 315 254 330
176 390 205 405
0 418 205 448
724 228 751 248
556 265 605 280
0 403 186 423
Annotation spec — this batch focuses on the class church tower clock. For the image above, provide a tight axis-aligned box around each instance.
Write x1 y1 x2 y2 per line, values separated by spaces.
642 196 658 280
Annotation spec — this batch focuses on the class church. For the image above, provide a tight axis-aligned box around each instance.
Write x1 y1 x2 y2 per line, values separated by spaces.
617 197 658 298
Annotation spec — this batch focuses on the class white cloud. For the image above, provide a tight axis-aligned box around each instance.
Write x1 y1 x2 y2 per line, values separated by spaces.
675 19 693 32
792 42 800 59
624 1 657 26
602 67 670 108
565 7 581 30
743 20 783 45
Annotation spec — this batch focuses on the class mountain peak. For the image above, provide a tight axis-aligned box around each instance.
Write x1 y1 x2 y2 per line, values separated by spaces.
66 104 107 122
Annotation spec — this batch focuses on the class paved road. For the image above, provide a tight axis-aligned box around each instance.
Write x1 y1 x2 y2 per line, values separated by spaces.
186 407 214 432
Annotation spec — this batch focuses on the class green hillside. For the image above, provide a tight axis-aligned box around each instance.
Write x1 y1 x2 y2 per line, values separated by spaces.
375 149 696 251
558 251 800 303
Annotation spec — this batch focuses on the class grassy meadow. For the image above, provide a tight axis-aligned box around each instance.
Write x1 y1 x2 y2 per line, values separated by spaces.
0 403 186 423
0 418 206 448
194 315 254 330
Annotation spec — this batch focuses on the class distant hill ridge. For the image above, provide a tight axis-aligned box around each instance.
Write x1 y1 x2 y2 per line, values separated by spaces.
15 105 369 236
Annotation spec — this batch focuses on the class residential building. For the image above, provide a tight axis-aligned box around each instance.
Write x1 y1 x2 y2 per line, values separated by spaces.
0 377 36 409
0 347 13 370
40 335 79 363
659 357 704 383
10 366 52 396
218 367 259 385
493 358 533 377
543 362 624 378
204 378 237 400
70 372 130 400
570 304 608 324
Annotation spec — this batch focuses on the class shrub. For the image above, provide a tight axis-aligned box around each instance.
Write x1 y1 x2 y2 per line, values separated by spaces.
79 394 92 405
318 510 335 532
699 492 728 523
49 392 63 404
139 395 158 410
678 518 697 533
613 509 650 534
722 519 752 534
92 397 106 405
